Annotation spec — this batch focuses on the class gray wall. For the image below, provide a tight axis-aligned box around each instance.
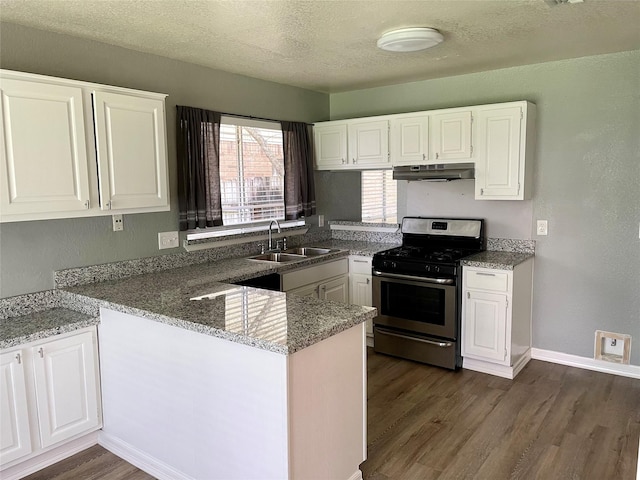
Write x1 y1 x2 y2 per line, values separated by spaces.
331 50 640 365
0 22 329 297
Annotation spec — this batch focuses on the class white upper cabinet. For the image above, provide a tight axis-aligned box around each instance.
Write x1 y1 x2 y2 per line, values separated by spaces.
431 110 473 162
390 114 429 166
0 79 91 217
347 119 389 168
314 118 389 170
314 122 348 169
0 70 169 222
93 91 168 210
475 102 535 200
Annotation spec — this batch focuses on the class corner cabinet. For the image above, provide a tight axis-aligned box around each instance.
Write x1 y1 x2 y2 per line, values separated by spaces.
314 118 390 170
461 258 534 379
0 327 102 473
474 101 535 200
0 69 169 222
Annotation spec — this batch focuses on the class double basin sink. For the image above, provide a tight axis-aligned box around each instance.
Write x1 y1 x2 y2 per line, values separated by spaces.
247 247 335 263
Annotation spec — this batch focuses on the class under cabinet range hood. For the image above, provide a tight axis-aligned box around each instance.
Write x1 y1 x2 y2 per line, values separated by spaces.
393 163 475 182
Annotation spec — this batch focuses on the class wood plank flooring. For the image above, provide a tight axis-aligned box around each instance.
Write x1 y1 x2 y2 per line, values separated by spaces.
22 351 640 480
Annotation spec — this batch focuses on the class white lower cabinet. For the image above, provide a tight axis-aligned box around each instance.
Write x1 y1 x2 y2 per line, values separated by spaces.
0 327 102 473
0 351 32 465
461 258 534 379
282 258 349 303
348 256 373 336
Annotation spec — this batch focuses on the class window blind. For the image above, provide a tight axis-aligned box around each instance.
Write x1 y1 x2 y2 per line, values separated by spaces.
361 170 397 224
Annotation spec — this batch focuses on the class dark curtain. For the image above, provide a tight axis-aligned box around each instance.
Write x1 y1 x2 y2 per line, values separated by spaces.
176 106 222 230
281 121 316 220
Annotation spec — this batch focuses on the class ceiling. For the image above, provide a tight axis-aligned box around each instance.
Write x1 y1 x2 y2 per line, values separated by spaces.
1 0 639 93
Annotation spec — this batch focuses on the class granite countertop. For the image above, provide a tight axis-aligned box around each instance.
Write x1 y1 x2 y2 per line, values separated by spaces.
311 239 398 257
461 251 534 270
60 255 376 355
0 308 99 349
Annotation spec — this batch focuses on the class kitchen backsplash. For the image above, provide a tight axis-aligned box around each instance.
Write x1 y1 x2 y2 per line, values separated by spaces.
487 238 536 254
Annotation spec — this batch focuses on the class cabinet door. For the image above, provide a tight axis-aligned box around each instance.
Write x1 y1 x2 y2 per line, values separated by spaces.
314 123 348 169
475 106 523 199
93 91 168 210
0 350 32 465
319 275 349 303
0 78 91 217
432 111 472 161
349 273 372 307
32 331 100 448
463 290 508 364
348 120 389 168
390 115 429 165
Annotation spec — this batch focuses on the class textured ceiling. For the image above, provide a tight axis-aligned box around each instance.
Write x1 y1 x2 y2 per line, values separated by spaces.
1 0 639 93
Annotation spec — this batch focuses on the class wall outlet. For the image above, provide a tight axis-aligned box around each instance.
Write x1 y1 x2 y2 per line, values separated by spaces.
112 214 123 232
536 220 548 236
158 231 179 250
318 215 325 227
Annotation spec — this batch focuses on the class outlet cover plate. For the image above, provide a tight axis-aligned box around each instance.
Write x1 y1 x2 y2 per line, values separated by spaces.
536 220 548 236
112 214 123 232
158 231 179 250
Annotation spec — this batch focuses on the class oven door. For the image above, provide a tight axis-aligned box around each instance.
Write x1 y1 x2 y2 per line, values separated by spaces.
372 271 457 340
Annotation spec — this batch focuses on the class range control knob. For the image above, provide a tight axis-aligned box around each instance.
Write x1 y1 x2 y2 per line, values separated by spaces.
434 266 440 273
425 265 431 273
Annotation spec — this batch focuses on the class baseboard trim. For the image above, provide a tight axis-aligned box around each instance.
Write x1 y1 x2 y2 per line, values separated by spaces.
531 348 640 379
99 432 194 480
0 432 98 480
463 351 531 379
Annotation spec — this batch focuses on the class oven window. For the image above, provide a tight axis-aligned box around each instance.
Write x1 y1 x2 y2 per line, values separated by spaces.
381 282 446 325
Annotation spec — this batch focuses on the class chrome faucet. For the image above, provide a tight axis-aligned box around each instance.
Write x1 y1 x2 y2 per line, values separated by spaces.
268 219 281 251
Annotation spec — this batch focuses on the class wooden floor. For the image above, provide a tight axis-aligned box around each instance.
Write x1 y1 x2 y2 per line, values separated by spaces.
23 351 640 480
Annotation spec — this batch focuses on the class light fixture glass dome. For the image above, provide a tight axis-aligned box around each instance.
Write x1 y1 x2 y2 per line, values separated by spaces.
377 27 444 52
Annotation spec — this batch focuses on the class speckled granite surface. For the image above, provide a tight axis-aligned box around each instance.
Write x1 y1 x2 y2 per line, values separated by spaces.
462 251 534 270
63 259 376 354
0 308 99 349
487 238 536 254
312 239 397 257
0 290 60 319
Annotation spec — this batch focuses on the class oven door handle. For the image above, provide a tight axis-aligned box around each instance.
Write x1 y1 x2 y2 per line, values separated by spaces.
376 328 453 348
372 270 455 285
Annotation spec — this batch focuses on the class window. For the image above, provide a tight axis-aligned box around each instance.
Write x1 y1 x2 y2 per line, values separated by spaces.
219 117 285 226
361 170 397 224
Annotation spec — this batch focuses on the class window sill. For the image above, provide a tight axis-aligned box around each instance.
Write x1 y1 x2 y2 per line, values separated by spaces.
184 220 307 252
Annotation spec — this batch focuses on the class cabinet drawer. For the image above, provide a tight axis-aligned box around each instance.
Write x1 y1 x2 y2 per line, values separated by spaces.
349 256 372 275
465 269 509 292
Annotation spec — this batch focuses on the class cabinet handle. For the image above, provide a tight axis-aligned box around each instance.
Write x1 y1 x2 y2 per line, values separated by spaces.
15 353 21 364
422 153 426 161
353 158 357 164
435 152 439 160
38 347 44 358
107 201 112 210
476 272 495 277
341 158 346 164
84 200 90 209
366 278 370 284
467 291 470 299
353 259 369 263
480 188 484 196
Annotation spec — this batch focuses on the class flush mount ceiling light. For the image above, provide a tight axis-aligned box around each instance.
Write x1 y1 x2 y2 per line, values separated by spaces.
377 27 444 53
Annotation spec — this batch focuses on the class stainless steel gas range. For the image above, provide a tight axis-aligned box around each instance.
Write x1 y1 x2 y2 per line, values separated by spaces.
372 217 485 370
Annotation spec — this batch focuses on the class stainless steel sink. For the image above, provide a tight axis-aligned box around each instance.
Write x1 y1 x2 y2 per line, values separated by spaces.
282 247 335 256
247 253 306 263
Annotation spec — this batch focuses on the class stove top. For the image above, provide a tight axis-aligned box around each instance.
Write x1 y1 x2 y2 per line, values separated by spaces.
372 217 485 279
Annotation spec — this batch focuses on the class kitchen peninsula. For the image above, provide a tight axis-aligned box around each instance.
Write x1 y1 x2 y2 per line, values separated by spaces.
59 254 375 480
